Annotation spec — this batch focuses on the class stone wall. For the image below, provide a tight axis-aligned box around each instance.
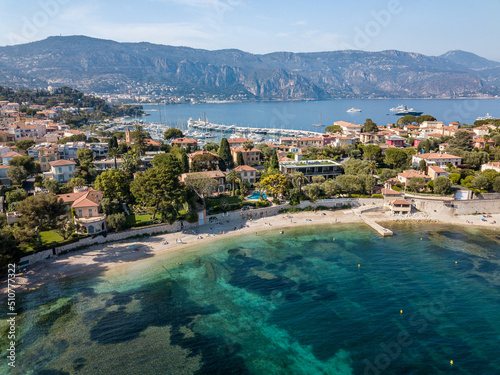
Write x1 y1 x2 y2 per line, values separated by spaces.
408 197 500 216
475 193 500 200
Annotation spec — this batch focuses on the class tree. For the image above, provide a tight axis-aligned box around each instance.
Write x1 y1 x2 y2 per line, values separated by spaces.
407 177 427 192
361 174 376 195
303 183 321 202
336 175 363 196
397 115 417 127
493 176 500 192
472 175 489 191
311 175 325 184
6 165 28 185
218 138 234 170
108 147 120 169
378 168 398 183
16 139 35 154
5 189 28 210
236 151 244 166
43 179 59 194
289 171 307 190
463 151 489 170
268 151 279 170
256 143 275 160
325 125 342 133
449 173 461 184
132 125 149 156
121 153 142 175
363 118 378 132
259 173 288 198
384 148 407 169
131 167 185 222
239 180 250 196
362 145 382 162
225 169 240 196
56 218 75 240
9 155 41 176
106 213 127 232
242 141 254 151
343 159 372 175
481 169 500 186
416 115 436 124
184 174 219 209
419 159 427 172
449 130 473 151
100 198 123 215
491 134 500 147
434 176 453 195
17 194 66 245
204 142 219 152
0 228 21 272
164 128 183 140
191 153 220 172
95 169 130 200
322 179 340 197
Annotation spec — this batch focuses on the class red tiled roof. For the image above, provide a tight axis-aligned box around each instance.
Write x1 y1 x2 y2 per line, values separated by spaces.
390 199 411 205
0 151 23 158
234 165 257 172
49 159 76 166
416 153 461 160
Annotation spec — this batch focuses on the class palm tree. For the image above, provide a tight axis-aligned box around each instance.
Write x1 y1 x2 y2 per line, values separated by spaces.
290 171 307 190
108 147 119 169
225 169 240 196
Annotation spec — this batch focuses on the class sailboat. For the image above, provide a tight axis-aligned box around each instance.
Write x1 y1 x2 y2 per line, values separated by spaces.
313 112 324 127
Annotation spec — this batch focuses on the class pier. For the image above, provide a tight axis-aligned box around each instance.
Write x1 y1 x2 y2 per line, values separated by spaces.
361 216 393 237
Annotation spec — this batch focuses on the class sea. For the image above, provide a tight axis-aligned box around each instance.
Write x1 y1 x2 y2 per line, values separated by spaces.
132 99 499 132
2 223 499 374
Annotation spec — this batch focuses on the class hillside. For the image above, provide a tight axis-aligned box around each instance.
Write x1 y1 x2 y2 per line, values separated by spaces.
0 36 499 100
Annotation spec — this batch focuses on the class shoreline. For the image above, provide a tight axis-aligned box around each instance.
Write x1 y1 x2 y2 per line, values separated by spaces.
3 209 499 298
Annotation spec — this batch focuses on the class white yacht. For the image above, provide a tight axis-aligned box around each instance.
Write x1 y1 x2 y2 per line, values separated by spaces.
346 107 361 113
390 104 406 112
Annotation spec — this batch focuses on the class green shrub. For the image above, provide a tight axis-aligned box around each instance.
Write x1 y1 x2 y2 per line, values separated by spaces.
392 186 401 192
235 189 240 196
186 211 198 223
255 199 271 208
272 198 280 204
371 194 383 199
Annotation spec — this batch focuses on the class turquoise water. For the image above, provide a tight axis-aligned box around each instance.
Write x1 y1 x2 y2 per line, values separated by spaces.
1 223 500 374
248 191 268 200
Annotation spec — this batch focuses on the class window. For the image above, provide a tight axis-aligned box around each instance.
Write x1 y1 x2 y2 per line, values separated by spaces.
219 178 224 184
41 157 46 162
88 209 93 218
244 172 247 177
78 209 82 217
58 167 62 173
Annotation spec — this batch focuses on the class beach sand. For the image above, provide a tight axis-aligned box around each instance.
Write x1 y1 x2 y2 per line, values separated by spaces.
4 208 499 295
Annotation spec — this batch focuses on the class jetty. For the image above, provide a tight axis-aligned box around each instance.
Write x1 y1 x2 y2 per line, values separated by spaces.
361 216 393 237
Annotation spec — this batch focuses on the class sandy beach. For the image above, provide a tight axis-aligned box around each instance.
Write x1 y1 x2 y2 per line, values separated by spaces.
4 208 500 296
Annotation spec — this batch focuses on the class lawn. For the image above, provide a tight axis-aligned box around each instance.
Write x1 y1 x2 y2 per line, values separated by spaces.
207 195 245 209
23 230 75 253
126 214 154 226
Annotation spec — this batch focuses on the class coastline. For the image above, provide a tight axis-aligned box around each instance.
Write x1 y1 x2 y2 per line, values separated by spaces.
4 209 499 297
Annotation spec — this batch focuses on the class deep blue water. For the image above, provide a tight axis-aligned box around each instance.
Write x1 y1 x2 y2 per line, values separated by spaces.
138 99 500 131
1 223 499 374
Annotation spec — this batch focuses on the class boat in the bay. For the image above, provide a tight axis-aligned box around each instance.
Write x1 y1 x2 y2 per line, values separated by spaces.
395 106 423 116
476 113 495 121
347 107 361 113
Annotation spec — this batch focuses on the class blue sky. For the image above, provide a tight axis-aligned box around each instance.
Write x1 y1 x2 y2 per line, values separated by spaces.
1 0 499 61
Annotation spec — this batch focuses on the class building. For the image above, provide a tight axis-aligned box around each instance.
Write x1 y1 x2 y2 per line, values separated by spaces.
94 158 123 171
231 147 261 166
389 199 412 214
228 138 252 148
37 145 59 172
385 135 406 148
0 151 23 165
412 153 462 168
234 165 258 186
359 132 386 144
57 188 106 234
279 160 342 182
171 137 198 152
49 159 77 182
180 170 230 193
427 166 449 180
397 170 431 186
481 162 500 173
0 165 9 186
334 121 363 136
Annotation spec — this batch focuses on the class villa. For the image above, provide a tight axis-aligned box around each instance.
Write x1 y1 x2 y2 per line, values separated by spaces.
412 153 462 168
279 159 342 182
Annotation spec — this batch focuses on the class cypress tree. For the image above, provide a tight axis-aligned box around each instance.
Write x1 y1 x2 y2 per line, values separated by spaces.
269 150 279 170
236 151 244 166
181 151 190 173
218 138 234 170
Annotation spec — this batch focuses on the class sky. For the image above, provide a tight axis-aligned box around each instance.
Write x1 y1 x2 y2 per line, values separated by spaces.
1 0 499 61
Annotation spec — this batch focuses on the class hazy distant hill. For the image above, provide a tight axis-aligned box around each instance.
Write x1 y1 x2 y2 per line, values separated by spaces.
0 36 499 100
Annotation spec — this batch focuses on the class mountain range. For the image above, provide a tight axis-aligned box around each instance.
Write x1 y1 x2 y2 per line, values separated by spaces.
1 36 500 100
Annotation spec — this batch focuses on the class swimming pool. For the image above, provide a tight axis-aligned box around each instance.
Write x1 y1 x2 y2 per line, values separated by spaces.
247 191 268 200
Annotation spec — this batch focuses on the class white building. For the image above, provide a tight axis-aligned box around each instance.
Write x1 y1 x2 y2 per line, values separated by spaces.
412 153 462 168
49 159 77 182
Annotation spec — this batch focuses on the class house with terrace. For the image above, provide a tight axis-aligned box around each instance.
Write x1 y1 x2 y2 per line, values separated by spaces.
57 188 106 234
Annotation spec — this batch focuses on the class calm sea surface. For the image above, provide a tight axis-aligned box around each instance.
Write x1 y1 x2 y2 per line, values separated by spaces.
136 99 500 131
2 223 499 374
